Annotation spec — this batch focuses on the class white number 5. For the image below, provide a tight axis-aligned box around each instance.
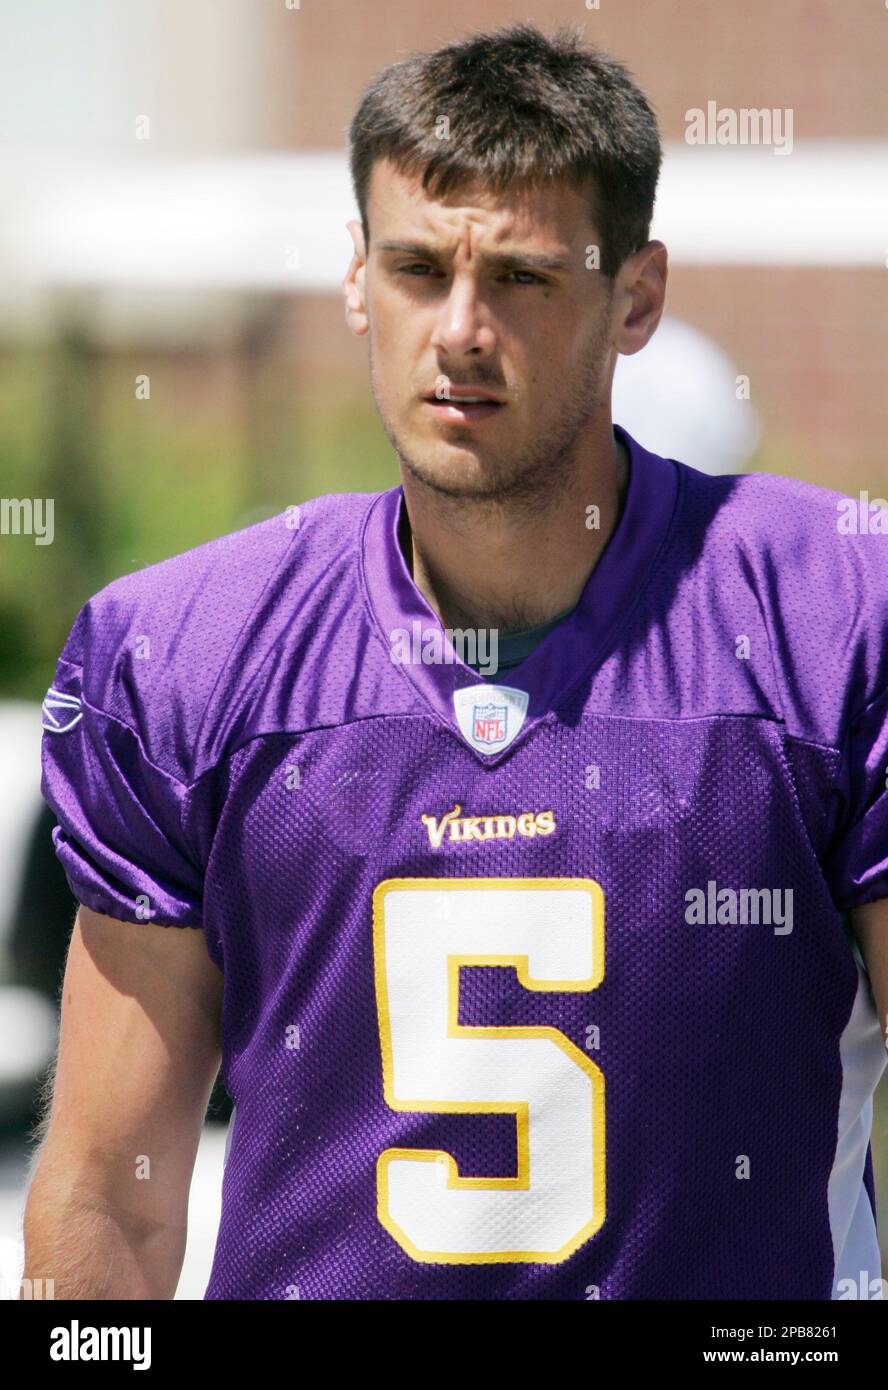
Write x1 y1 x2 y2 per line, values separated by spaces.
372 877 605 1264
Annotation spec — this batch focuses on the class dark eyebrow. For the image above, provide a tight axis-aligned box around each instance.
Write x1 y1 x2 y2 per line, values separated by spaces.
375 239 573 274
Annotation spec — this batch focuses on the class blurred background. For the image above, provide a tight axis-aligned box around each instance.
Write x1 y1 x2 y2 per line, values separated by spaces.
0 0 886 1298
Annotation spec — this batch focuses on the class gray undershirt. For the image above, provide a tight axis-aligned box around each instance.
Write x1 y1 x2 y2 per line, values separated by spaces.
465 603 577 675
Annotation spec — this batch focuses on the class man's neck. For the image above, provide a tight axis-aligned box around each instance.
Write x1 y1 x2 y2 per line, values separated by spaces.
400 426 629 636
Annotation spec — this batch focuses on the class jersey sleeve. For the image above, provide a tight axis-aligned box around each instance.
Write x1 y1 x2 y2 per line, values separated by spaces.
824 681 888 913
40 594 204 928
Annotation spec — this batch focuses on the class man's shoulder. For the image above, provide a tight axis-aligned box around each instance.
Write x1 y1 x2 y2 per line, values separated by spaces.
53 490 386 779
97 491 378 613
78 490 379 646
674 460 888 738
678 459 887 598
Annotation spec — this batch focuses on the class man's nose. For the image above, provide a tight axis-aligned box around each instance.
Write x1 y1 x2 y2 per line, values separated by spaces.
429 279 496 357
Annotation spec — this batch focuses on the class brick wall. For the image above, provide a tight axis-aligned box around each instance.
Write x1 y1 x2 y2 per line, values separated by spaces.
258 0 888 482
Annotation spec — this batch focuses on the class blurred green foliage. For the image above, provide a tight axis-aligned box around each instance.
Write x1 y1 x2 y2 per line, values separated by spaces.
0 341 397 699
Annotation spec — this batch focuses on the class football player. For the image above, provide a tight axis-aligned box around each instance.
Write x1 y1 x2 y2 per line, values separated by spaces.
25 23 888 1300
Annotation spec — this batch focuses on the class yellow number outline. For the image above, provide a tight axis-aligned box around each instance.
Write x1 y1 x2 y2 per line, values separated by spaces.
372 877 605 1264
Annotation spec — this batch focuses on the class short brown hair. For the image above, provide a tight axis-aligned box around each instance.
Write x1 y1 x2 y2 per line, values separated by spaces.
347 22 662 279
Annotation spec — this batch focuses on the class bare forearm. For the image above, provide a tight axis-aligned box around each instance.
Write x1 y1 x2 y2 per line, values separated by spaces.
851 900 888 1051
22 1160 186 1300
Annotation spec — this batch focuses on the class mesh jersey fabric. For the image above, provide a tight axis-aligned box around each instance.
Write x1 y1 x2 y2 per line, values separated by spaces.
40 424 888 1299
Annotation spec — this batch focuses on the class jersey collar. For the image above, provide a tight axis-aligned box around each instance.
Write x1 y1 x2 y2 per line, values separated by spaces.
359 424 680 761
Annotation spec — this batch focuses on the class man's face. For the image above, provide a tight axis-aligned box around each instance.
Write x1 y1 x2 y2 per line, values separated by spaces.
344 159 622 503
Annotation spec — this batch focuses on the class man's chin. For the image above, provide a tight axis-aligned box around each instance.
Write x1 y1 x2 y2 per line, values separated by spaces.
391 418 554 501
401 452 534 504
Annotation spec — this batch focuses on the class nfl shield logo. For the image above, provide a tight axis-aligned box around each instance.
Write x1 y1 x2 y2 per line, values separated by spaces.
453 683 529 755
472 702 507 745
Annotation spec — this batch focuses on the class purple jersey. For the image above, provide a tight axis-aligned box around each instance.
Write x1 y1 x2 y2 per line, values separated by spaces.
41 425 888 1300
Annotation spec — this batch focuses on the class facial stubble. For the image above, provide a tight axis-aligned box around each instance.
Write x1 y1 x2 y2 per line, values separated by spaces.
369 309 615 517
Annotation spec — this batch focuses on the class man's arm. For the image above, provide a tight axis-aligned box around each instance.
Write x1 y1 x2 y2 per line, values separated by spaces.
21 905 224 1300
851 898 888 1052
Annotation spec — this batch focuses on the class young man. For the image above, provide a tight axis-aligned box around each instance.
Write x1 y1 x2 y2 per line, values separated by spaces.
26 23 888 1300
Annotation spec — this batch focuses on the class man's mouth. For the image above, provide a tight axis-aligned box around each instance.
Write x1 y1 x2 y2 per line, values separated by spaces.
421 391 505 422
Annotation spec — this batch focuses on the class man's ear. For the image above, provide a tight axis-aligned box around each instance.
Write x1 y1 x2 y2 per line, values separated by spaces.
342 218 369 337
612 240 668 358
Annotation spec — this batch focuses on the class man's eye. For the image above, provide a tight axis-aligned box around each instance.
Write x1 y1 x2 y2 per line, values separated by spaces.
394 264 543 285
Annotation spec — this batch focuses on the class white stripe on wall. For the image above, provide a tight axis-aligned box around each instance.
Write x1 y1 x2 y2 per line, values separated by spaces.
1 142 885 299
